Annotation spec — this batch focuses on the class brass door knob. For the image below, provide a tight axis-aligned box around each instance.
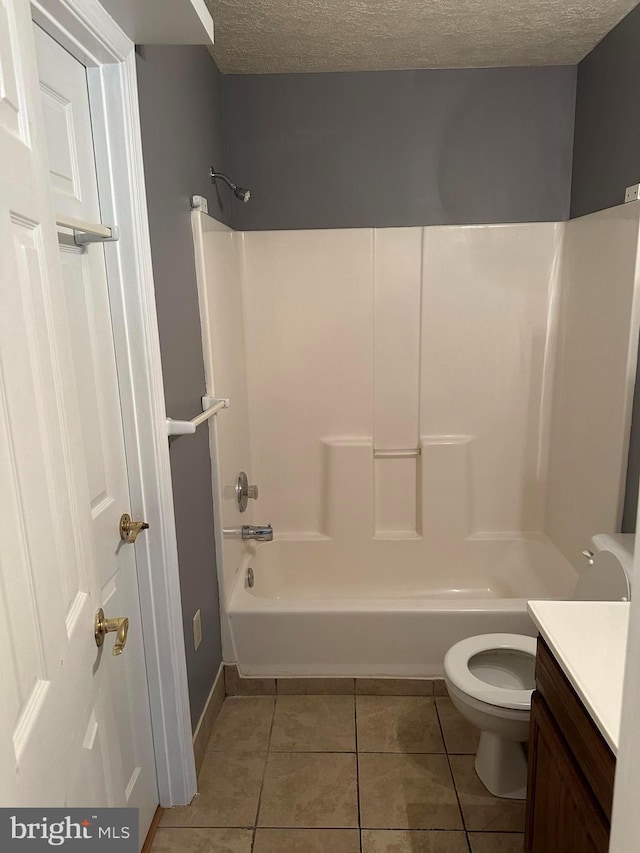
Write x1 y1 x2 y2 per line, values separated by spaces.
119 513 149 543
95 608 129 655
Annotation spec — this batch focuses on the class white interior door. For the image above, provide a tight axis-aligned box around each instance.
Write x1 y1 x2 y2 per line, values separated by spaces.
0 0 156 838
33 22 158 828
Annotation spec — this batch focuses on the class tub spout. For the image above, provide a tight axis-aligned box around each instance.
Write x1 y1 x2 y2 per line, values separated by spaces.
223 524 273 542
243 524 273 542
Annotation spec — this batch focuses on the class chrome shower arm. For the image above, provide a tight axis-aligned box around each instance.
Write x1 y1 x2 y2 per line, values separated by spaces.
210 168 251 203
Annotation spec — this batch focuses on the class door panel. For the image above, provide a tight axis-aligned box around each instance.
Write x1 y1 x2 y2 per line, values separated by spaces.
0 0 26 142
39 82 81 199
35 21 100 218
0 1 157 837
57 239 131 591
60 244 112 511
33 23 157 827
67 699 112 808
0 2 96 806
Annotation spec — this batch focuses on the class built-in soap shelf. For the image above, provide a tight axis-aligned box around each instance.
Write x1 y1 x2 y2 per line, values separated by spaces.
166 396 229 436
373 448 421 458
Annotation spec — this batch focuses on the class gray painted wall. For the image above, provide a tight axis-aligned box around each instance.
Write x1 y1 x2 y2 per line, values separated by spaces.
571 3 640 219
136 45 225 730
221 66 577 231
569 4 640 531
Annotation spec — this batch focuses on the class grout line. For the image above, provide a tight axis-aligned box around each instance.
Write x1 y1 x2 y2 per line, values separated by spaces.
354 695 363 853
160 824 255 830
220 748 358 753
246 825 472 832
161 825 518 833
159 824 473 831
434 698 469 841
250 694 278 847
251 746 445 753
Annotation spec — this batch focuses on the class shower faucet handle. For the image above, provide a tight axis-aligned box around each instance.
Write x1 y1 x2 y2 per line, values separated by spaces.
236 471 259 512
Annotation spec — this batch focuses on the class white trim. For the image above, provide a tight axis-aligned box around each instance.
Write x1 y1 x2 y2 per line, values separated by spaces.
192 662 224 746
32 0 197 807
32 0 130 65
190 0 215 43
610 492 640 850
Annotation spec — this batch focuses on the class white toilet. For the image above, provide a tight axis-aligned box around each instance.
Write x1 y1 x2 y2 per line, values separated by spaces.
444 534 633 800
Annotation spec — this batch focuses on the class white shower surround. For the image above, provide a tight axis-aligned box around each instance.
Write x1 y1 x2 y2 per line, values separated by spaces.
192 206 640 677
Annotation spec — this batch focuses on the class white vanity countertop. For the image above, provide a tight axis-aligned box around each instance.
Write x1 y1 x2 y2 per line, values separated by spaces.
527 600 630 754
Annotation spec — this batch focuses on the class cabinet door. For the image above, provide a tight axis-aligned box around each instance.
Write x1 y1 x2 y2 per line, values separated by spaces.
526 692 610 853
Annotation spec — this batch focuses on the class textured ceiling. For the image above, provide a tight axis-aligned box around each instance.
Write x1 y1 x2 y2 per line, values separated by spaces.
205 0 638 74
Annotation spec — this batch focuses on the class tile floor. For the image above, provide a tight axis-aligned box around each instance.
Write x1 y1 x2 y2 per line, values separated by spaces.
155 693 525 853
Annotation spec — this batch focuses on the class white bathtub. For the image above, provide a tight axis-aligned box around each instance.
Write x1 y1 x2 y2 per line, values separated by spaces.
227 536 579 677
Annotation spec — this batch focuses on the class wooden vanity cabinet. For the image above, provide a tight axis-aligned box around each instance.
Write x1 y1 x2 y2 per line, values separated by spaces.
525 639 616 853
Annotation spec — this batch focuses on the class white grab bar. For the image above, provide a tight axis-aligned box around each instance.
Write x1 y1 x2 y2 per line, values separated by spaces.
55 214 119 244
166 396 229 437
373 448 421 458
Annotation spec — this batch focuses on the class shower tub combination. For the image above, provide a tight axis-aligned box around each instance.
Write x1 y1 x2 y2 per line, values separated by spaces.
192 206 640 681
227 537 578 677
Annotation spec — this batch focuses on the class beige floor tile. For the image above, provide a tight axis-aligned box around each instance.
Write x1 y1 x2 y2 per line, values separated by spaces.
468 832 525 852
253 829 360 852
160 752 266 828
270 695 355 752
225 664 276 696
258 752 358 828
151 828 253 852
207 697 275 753
356 696 445 753
356 679 434 696
278 678 355 695
361 830 469 852
359 753 463 830
436 697 480 754
449 756 526 832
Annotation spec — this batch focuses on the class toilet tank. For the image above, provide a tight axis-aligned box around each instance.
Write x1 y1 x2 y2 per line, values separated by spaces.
572 533 633 601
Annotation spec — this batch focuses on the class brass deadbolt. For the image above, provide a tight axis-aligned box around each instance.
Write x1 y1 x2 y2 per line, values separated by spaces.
119 513 149 543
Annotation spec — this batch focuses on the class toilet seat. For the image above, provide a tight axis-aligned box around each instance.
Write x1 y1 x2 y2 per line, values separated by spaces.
444 633 537 711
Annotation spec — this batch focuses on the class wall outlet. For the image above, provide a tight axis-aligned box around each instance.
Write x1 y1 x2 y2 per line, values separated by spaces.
625 184 640 203
193 609 202 651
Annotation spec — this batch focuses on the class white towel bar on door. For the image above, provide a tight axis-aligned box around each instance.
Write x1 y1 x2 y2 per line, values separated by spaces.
55 214 119 245
166 396 230 437
373 448 421 458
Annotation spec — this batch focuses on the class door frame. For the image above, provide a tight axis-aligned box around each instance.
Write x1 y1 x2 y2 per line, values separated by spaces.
30 0 197 807
610 495 640 849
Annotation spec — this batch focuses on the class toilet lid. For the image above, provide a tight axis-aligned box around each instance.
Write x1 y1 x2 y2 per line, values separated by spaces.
444 633 537 711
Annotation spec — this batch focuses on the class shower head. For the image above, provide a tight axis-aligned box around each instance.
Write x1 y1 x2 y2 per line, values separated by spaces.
210 168 251 203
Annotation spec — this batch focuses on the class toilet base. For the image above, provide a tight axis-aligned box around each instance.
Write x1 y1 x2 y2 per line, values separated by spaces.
475 730 528 800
